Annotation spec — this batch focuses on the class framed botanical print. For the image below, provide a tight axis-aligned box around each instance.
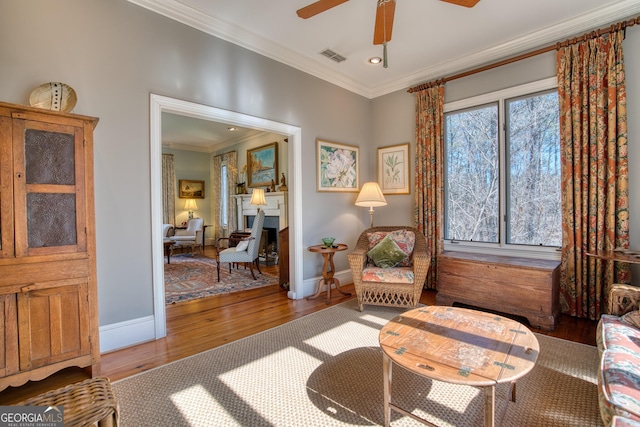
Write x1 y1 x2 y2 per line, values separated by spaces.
316 139 359 192
247 142 278 188
378 143 410 194
179 179 205 198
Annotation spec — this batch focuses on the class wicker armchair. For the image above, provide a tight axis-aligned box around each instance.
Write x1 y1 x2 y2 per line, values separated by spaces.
348 226 430 311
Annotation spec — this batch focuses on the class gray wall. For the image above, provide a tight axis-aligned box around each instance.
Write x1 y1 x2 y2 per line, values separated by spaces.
0 0 372 328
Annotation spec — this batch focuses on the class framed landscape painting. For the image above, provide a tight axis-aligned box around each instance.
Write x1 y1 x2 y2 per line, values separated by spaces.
179 179 205 198
378 143 410 194
316 139 359 192
247 142 278 188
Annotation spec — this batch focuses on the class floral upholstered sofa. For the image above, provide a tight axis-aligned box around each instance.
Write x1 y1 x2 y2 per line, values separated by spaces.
597 310 640 426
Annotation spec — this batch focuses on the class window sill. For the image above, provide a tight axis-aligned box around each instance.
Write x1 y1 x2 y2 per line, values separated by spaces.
442 241 561 261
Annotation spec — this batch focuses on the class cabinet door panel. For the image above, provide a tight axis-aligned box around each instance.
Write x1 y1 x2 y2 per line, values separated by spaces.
0 294 17 376
17 279 89 371
12 119 86 257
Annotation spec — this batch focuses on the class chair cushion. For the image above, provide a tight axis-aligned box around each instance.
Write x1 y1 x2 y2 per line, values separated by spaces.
599 349 640 425
367 229 415 267
622 311 640 329
597 314 640 356
362 266 414 284
367 234 408 268
170 236 196 242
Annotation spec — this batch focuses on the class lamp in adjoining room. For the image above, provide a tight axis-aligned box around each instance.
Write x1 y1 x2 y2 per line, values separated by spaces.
355 182 387 228
250 188 267 212
184 199 198 219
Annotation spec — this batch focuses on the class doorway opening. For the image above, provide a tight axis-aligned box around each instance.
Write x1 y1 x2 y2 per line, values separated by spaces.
150 94 303 339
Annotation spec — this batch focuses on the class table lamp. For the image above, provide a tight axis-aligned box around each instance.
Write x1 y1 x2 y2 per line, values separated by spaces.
250 188 267 212
355 182 387 227
184 199 198 219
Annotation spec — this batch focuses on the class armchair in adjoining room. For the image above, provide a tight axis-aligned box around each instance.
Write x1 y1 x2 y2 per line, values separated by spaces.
162 223 174 238
347 226 430 311
169 217 204 256
216 210 265 282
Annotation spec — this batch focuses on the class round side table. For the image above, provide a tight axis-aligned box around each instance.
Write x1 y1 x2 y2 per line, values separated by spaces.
307 243 351 304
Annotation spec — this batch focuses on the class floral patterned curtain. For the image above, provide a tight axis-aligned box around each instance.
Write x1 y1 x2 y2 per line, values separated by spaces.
162 153 176 225
557 29 630 320
211 151 238 240
414 83 445 289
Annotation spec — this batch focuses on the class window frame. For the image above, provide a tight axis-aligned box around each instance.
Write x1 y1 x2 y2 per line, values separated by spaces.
442 77 560 260
220 162 228 228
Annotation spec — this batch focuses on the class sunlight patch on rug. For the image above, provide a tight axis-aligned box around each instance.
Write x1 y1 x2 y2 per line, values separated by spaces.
164 255 278 304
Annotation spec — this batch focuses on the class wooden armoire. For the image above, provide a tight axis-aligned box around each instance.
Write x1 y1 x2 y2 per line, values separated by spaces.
0 101 100 390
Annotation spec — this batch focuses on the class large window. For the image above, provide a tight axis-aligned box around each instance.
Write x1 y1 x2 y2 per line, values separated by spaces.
443 78 561 256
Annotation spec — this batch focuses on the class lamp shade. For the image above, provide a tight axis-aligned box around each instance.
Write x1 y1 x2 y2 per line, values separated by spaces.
355 182 387 208
250 188 267 207
184 199 198 211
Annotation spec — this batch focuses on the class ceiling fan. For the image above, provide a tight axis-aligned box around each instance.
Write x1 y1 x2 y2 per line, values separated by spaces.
296 0 481 67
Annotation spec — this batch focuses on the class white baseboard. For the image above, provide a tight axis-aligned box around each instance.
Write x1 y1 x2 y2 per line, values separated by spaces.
99 315 156 353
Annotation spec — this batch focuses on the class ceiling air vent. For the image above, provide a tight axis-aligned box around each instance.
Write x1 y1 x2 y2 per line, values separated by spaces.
320 48 347 63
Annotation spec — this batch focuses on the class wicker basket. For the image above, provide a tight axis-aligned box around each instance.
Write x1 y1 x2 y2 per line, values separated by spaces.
18 377 118 427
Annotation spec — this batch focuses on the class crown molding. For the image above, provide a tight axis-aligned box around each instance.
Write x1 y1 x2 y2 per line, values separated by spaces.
374 0 640 97
129 0 640 99
127 0 372 97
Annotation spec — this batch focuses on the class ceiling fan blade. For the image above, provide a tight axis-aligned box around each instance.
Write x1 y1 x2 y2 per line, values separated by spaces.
296 0 349 19
373 0 395 45
440 0 481 8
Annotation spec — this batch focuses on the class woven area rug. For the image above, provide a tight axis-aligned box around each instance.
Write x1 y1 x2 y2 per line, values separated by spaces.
164 255 278 304
112 299 602 426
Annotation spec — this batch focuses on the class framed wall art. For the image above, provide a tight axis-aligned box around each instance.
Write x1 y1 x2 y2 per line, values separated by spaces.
316 139 359 192
378 143 410 195
247 142 278 188
179 179 205 198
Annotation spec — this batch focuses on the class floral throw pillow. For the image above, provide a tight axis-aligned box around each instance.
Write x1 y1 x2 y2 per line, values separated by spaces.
621 310 640 330
367 234 408 268
367 229 415 266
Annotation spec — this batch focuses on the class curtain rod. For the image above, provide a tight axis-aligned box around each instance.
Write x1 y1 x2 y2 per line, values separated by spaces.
407 15 640 94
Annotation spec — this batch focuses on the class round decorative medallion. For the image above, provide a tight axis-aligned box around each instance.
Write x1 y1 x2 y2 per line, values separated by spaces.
29 82 77 113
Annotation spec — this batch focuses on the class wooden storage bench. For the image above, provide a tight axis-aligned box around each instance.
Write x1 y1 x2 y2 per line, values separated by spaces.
436 251 560 331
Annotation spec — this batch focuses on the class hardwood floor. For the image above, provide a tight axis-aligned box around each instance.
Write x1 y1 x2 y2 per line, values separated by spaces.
0 250 599 404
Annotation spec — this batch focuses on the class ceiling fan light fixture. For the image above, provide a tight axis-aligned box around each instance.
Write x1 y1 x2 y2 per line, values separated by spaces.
383 42 388 68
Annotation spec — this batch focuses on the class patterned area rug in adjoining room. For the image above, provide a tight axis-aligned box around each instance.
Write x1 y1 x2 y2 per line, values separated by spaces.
164 255 278 304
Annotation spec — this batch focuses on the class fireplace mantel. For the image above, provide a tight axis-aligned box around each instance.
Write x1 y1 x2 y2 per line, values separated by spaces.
233 192 288 230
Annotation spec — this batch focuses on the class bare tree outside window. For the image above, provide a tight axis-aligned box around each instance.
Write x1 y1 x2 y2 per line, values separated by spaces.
445 103 499 242
444 89 561 249
506 91 561 246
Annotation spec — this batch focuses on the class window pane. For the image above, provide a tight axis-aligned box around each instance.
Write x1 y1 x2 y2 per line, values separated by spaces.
444 104 499 243
221 165 228 227
506 91 561 246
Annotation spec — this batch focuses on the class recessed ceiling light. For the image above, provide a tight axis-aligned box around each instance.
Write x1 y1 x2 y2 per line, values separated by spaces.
369 57 382 65
227 127 237 131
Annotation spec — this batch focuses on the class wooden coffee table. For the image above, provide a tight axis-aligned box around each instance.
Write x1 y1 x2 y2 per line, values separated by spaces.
379 306 539 427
